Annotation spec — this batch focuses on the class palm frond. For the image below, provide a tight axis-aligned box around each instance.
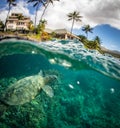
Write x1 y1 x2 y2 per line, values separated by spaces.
27 0 45 6
33 2 39 7
67 11 82 22
27 0 34 3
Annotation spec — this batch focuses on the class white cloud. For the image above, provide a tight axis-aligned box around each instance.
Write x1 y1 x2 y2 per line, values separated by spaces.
0 0 120 30
38 0 120 30
0 10 8 23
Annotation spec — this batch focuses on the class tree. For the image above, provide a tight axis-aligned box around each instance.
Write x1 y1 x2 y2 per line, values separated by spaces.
37 19 50 40
28 20 34 32
36 19 47 34
94 36 102 51
0 20 5 31
39 19 47 32
82 24 93 37
27 0 59 29
27 0 46 28
39 0 60 22
67 11 82 34
78 35 87 42
4 0 17 31
94 36 102 45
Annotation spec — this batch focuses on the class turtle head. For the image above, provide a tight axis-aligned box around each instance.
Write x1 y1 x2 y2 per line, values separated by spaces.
44 75 57 85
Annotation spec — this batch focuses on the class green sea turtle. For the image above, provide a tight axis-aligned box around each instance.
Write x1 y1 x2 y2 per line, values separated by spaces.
0 71 57 106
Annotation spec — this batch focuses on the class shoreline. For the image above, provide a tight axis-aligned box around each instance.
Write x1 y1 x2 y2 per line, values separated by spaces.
0 34 40 43
0 34 120 59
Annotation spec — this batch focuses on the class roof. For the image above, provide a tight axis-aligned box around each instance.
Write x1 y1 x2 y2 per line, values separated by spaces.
54 29 80 39
54 29 68 34
45 28 80 40
45 28 53 33
11 13 23 16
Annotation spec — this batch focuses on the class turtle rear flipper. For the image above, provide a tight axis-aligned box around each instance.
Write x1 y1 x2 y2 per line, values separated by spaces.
42 85 54 98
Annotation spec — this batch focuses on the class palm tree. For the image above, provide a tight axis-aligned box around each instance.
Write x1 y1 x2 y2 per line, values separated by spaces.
94 36 102 51
94 36 102 45
36 19 47 34
0 20 5 31
39 19 47 32
4 0 17 31
67 11 82 34
28 20 34 32
39 0 60 22
82 24 93 37
27 0 46 28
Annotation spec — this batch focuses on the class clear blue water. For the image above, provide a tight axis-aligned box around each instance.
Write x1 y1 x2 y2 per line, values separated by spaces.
0 39 120 128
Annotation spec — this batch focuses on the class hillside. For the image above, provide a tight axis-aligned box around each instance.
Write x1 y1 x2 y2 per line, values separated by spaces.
101 46 120 58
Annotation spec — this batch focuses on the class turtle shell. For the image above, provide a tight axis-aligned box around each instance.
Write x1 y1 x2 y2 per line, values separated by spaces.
0 75 44 105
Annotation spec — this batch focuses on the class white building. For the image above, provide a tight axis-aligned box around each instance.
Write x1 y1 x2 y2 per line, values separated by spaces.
6 13 30 30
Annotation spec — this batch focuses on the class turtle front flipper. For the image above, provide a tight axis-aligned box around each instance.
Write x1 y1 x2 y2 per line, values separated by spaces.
42 85 54 98
42 75 57 97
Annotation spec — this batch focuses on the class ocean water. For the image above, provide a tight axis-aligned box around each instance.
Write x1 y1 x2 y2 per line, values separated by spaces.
0 39 120 128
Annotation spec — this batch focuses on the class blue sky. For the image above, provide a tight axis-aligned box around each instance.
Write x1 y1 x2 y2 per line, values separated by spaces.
0 0 120 51
73 24 120 51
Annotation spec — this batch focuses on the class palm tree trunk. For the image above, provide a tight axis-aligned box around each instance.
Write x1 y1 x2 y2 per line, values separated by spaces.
39 2 49 22
70 19 74 35
4 4 11 31
86 32 88 38
34 4 39 28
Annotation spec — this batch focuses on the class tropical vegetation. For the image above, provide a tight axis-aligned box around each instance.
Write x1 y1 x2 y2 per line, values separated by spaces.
27 0 59 28
0 0 104 52
94 36 102 45
82 24 93 37
67 11 82 34
0 20 4 31
28 20 34 32
40 0 60 22
36 19 47 34
78 34 102 52
27 0 46 28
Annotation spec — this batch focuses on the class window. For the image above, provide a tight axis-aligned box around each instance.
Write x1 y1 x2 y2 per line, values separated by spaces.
9 21 13 23
17 22 25 25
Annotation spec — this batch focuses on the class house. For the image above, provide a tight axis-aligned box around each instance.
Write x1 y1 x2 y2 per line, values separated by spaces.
54 29 80 40
45 28 80 40
6 13 30 31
